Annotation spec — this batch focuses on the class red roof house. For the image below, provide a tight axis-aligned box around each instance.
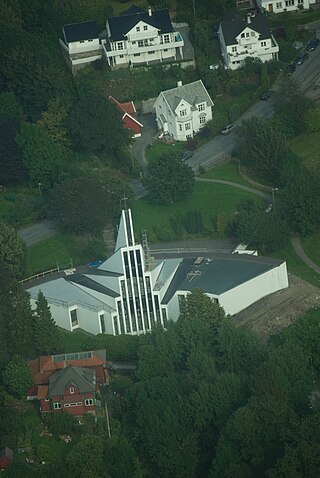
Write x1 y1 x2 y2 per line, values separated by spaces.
109 96 143 137
0 448 13 470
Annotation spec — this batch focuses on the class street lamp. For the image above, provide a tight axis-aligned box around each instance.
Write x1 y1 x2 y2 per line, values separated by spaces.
38 182 42 195
271 187 278 208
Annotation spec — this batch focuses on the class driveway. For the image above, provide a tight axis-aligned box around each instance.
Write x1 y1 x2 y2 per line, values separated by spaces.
132 114 157 170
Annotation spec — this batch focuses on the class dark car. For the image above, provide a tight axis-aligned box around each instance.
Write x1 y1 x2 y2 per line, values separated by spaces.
294 51 309 65
306 37 320 51
285 63 296 75
260 90 271 101
181 150 193 161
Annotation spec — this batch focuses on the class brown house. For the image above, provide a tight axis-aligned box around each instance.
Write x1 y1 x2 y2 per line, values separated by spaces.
0 447 13 470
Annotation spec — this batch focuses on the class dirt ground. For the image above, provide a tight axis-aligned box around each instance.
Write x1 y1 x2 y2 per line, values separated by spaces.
234 274 320 338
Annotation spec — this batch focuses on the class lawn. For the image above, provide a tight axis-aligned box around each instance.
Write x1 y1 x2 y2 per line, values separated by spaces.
27 233 92 275
300 232 320 268
146 140 185 162
290 132 320 163
132 181 266 242
200 161 249 185
59 328 91 353
272 243 320 289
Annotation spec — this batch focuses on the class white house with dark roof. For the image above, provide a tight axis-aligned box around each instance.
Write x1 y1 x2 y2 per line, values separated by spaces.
60 21 103 71
219 13 279 70
257 0 314 13
27 208 288 336
103 5 184 68
154 80 214 141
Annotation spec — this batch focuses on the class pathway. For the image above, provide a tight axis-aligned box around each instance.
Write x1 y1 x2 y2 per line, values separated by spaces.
195 177 271 201
291 236 320 275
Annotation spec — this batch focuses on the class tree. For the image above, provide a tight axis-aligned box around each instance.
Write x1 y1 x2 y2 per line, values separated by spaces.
104 436 145 478
68 90 129 153
0 118 28 185
0 219 26 278
143 153 195 204
0 91 23 121
33 291 62 355
66 434 104 478
179 289 226 330
16 122 67 188
49 176 132 233
37 97 72 148
2 355 33 399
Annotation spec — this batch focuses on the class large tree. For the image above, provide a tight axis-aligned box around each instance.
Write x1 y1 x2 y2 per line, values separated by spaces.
0 219 26 278
33 291 62 355
68 90 129 153
0 118 28 185
144 153 195 204
2 355 33 399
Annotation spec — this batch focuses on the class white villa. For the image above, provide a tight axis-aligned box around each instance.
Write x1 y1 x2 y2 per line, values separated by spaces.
59 21 104 72
218 13 279 70
102 5 184 68
257 0 316 13
154 80 214 141
27 209 288 337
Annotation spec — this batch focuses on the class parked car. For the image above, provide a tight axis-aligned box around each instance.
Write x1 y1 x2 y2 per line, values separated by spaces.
181 150 193 161
294 51 309 65
306 37 320 51
260 90 271 101
285 63 296 76
221 123 235 135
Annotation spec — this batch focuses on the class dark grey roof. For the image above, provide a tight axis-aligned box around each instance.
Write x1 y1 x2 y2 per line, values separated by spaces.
162 254 284 305
107 8 174 42
160 80 214 113
220 13 271 46
49 366 95 398
66 273 120 298
63 21 99 43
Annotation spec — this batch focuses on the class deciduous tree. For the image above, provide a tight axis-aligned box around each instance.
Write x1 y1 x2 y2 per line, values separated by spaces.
2 355 33 399
0 219 26 278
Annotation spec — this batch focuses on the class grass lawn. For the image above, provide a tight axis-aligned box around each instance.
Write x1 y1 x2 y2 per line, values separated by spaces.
214 89 257 121
290 132 320 163
300 232 320 267
27 233 92 275
59 328 91 353
146 140 185 162
200 161 249 185
132 182 266 242
272 243 320 289
269 10 320 28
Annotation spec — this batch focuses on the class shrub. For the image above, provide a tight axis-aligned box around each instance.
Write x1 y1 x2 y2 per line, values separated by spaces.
184 210 204 234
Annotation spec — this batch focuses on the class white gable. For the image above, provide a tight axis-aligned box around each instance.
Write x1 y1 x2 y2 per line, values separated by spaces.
235 27 260 41
126 20 159 37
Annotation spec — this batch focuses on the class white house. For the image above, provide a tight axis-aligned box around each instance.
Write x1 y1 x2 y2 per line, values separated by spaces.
219 13 279 70
102 5 184 68
27 208 288 336
60 21 103 72
257 0 314 13
154 80 214 141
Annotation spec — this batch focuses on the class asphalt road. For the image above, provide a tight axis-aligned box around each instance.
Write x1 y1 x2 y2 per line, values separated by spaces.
18 220 56 246
292 38 320 102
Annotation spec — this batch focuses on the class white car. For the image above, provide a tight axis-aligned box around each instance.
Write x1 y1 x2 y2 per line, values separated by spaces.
221 123 235 135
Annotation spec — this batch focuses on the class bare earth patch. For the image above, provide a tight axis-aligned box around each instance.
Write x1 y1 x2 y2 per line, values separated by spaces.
234 273 320 338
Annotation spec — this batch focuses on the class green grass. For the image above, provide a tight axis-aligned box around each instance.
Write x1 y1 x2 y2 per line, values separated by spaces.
59 328 91 353
269 10 320 28
146 140 185 162
132 182 266 242
214 89 257 121
27 233 92 275
300 232 320 267
272 243 320 288
200 161 249 185
290 132 320 163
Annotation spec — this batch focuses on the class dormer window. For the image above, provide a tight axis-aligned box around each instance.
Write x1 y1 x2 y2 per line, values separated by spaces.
143 25 148 31
246 32 249 37
180 109 187 117
198 103 205 111
70 387 75 394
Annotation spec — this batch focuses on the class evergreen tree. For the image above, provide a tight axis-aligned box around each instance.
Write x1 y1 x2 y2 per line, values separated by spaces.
33 291 62 355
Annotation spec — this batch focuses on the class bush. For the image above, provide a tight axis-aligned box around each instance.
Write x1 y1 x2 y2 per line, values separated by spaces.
184 210 204 234
45 412 77 437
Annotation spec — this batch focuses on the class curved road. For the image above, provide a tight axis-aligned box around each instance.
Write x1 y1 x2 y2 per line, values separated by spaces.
195 177 271 200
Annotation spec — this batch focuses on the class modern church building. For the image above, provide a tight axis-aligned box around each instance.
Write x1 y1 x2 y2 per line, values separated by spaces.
28 209 289 336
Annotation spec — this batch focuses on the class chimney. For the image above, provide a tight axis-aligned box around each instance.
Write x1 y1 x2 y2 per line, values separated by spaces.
148 6 152 16
177 80 183 87
247 14 251 24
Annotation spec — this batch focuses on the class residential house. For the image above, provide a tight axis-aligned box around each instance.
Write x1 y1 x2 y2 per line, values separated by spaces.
27 350 107 416
109 96 143 137
27 208 289 336
103 5 184 68
257 0 315 13
154 80 214 141
218 13 279 70
0 448 13 471
60 21 103 72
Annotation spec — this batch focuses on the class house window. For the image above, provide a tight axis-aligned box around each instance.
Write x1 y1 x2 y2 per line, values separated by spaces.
180 109 187 117
80 40 85 43
148 51 155 54
241 33 245 38
120 55 124 58
164 48 168 52
45 398 50 402
186 134 192 139
232 46 237 52
53 402 61 409
261 41 267 47
251 32 255 37
298 0 303 3
99 314 106 334
163 34 170 43
185 123 191 131
198 103 205 111
246 32 250 37
276 1 282 6
132 41 136 45
117 42 123 50
85 398 94 406
136 26 140 32
70 308 78 327
143 25 148 31
64 402 82 407
285 0 294 5
138 40 144 47
70 387 75 394
179 124 183 131
134 53 140 57
200 116 206 124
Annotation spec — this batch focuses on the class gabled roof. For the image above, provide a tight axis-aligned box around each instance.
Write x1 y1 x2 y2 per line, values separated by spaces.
159 80 214 115
107 7 174 42
63 21 99 43
49 366 95 398
109 96 143 132
0 448 13 460
109 96 136 115
220 13 271 46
